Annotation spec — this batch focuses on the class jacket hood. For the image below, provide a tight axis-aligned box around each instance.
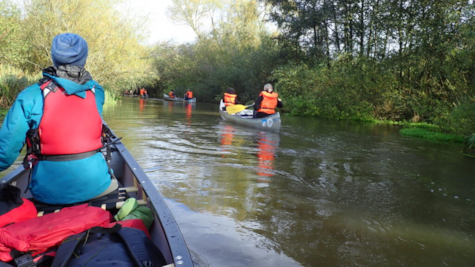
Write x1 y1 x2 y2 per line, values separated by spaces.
41 66 94 98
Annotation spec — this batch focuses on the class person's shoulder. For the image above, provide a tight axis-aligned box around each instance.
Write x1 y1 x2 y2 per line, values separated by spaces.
17 83 41 98
90 80 104 90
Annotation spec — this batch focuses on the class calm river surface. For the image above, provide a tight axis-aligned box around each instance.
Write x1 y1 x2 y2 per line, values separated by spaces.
2 97 475 267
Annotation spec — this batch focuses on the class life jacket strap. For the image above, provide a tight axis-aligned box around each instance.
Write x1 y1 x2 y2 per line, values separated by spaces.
36 150 99 162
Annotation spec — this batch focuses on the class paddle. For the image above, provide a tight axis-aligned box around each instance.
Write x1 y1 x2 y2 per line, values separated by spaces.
226 104 253 114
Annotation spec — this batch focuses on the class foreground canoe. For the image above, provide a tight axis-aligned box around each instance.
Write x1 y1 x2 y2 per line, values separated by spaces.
219 100 281 132
1 123 194 267
163 94 196 103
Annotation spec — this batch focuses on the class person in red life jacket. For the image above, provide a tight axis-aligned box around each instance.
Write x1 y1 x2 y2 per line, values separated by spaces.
223 87 240 107
0 33 118 205
139 88 145 97
168 90 176 98
253 83 283 118
184 89 193 100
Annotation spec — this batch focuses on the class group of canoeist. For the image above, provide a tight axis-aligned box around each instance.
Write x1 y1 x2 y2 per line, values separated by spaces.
124 88 148 98
166 84 282 118
223 83 283 118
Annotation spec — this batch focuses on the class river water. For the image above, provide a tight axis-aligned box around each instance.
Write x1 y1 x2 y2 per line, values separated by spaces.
2 97 474 267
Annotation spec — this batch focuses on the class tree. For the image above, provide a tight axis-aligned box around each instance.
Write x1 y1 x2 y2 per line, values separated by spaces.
0 1 27 66
12 0 156 93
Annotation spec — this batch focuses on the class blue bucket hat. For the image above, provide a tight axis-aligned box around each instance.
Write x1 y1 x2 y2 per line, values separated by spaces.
51 33 88 67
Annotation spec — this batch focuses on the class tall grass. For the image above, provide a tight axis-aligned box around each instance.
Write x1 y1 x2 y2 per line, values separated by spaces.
1 64 120 109
399 123 466 143
0 65 39 108
468 134 475 148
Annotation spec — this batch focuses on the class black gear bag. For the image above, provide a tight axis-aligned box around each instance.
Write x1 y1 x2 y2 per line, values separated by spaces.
51 224 167 267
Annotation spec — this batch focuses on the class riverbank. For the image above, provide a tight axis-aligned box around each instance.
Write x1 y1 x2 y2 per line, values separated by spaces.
351 118 466 144
384 121 474 157
398 123 465 143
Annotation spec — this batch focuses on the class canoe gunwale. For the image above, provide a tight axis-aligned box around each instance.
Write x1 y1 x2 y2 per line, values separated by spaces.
1 123 194 267
111 134 194 267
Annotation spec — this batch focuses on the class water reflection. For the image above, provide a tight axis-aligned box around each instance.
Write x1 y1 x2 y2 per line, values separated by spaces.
139 98 145 115
185 103 194 126
255 132 280 183
220 125 235 157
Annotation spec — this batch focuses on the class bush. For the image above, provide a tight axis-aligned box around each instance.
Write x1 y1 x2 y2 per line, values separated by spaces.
0 65 39 108
441 102 475 136
468 133 475 148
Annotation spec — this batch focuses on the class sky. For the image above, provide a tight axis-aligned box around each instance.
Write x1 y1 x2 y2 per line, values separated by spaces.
121 0 197 45
9 0 195 44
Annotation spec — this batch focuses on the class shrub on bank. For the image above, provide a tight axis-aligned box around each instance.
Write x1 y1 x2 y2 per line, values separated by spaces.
0 65 39 108
1 65 120 109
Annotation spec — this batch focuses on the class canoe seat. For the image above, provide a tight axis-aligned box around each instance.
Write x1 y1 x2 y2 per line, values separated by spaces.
30 188 130 216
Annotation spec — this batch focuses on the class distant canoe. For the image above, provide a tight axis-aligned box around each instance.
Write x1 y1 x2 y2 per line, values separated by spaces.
163 94 183 102
163 94 196 103
219 100 281 132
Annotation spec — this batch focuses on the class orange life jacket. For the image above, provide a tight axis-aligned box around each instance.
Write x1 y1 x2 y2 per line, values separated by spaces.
224 93 237 106
185 91 193 99
140 88 144 96
168 91 175 98
257 91 278 114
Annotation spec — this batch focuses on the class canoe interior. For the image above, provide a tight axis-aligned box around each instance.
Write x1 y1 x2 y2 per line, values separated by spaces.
1 124 194 267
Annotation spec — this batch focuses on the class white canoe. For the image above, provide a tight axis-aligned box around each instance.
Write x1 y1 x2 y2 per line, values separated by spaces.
163 94 196 103
219 100 281 132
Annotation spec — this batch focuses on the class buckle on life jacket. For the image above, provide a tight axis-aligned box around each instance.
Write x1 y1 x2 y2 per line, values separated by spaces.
13 252 35 267
23 154 38 170
25 129 41 155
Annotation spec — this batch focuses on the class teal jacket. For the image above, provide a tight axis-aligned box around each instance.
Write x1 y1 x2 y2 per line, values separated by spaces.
0 67 111 204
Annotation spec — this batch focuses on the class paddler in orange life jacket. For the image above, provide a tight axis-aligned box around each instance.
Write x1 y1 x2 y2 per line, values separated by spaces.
140 88 148 98
169 90 176 98
0 33 118 205
184 89 193 100
253 83 283 118
222 87 240 111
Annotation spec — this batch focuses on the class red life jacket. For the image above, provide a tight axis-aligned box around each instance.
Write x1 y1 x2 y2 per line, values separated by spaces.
224 93 237 106
169 91 175 98
33 80 103 156
185 91 193 98
0 204 112 262
257 91 278 114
